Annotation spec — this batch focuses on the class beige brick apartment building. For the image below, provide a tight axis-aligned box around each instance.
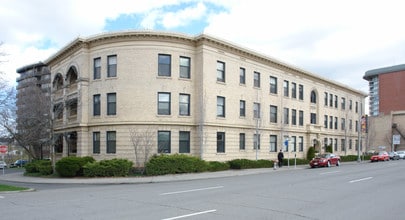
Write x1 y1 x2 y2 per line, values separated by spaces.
44 31 366 164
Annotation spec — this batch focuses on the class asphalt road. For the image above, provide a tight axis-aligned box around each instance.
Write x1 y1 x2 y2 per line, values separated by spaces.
1 160 404 220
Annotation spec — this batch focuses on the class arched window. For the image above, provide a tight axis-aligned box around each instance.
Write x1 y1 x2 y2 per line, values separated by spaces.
310 90 317 103
66 66 78 85
53 73 63 90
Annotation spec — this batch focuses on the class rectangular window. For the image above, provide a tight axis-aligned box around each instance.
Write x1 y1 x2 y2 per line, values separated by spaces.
94 57 101 79
54 103 63 120
270 135 277 152
68 99 78 117
341 97 346 110
254 134 260 150
355 120 359 132
179 131 190 153
158 92 171 115
158 54 171 76
107 93 116 115
324 92 328 106
217 132 225 153
240 100 246 117
334 138 338 151
270 105 278 123
283 80 289 97
179 93 190 116
240 67 246 84
349 100 352 110
158 131 171 153
254 71 260 88
299 84 304 100
93 132 100 154
239 133 245 150
292 109 297 125
349 119 353 130
341 139 345 151
93 94 100 116
335 117 338 129
270 76 278 94
107 55 117 77
217 96 225 117
324 115 328 128
341 118 346 130
349 139 353 149
299 136 304 152
329 94 333 107
291 82 297 98
254 102 261 118
283 108 289 124
106 131 116 154
329 116 333 129
179 56 190 78
355 101 358 113
310 113 316 124
334 95 338 108
299 110 304 126
291 136 296 152
217 61 225 82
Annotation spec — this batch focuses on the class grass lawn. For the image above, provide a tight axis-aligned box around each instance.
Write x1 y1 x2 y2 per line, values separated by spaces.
0 184 29 192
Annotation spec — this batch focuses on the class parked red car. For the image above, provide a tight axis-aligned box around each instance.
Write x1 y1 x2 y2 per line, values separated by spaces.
309 153 341 168
370 151 390 162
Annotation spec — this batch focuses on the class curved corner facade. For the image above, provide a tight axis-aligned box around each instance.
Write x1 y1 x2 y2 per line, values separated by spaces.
45 31 366 164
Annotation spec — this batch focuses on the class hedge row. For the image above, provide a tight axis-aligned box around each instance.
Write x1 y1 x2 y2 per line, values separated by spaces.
25 160 53 175
83 159 133 177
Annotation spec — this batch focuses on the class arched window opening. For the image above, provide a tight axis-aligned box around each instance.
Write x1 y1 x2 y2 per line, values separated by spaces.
66 66 78 85
53 73 63 90
310 90 317 103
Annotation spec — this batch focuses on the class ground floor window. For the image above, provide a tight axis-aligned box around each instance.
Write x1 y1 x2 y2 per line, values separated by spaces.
270 135 277 152
106 131 116 154
158 131 171 153
217 132 225 153
239 133 245 150
179 131 190 153
93 132 100 154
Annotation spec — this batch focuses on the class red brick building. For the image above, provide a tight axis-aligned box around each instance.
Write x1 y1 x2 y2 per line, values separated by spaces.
363 64 405 151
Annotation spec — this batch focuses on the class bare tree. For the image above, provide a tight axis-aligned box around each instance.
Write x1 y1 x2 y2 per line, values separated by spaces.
2 79 51 159
129 127 155 173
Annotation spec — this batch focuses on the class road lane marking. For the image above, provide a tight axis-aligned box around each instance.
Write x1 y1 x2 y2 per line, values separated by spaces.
0 195 4 199
349 177 373 183
162 209 217 220
160 186 224 196
320 171 341 175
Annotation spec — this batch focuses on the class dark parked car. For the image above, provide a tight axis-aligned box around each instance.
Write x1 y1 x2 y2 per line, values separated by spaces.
388 151 400 160
10 159 29 167
310 153 341 168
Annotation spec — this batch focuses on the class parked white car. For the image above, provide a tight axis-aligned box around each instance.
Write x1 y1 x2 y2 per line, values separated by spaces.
0 161 7 169
396 151 405 159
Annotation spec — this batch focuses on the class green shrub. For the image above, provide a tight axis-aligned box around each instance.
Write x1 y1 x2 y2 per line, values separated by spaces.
83 159 133 177
207 161 230 172
145 154 207 175
55 156 95 177
25 160 52 175
228 159 273 169
307 147 316 160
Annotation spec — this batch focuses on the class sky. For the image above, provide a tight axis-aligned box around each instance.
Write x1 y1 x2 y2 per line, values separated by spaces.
1 0 405 96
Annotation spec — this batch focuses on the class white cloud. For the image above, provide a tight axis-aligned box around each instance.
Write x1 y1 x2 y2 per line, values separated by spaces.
160 2 207 28
1 0 405 98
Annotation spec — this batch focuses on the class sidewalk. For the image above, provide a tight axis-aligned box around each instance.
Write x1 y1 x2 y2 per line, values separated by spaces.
0 165 306 185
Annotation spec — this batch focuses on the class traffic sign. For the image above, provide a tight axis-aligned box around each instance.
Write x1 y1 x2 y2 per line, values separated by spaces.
0 145 7 154
393 135 401 145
